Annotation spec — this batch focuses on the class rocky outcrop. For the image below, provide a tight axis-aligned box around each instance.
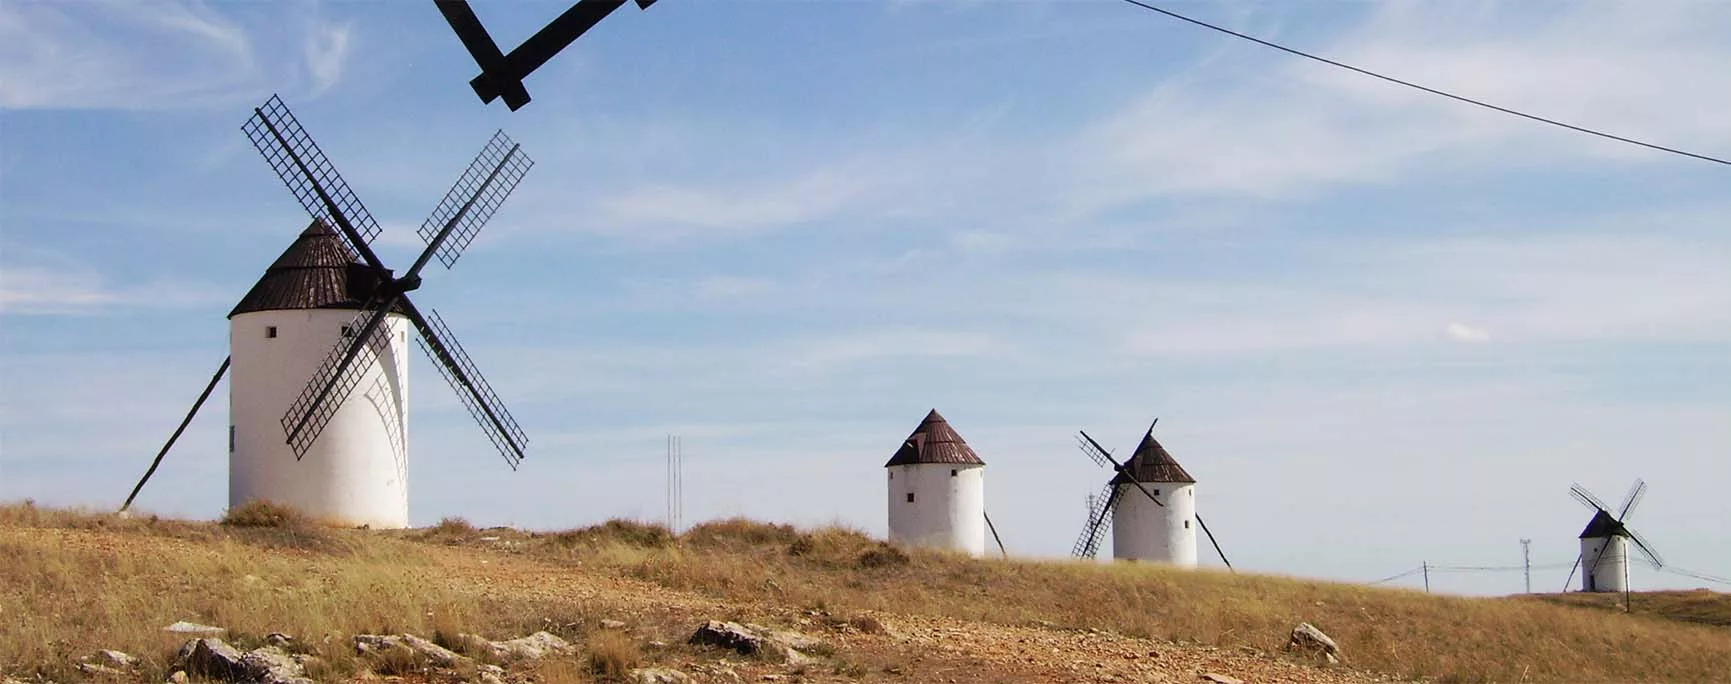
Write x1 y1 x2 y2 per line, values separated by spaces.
688 620 824 665
630 667 692 683
163 621 226 636
1286 622 1342 664
354 633 468 668
453 630 574 662
169 638 314 684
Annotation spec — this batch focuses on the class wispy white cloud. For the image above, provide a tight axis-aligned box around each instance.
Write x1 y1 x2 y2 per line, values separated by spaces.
1445 322 1491 344
0 0 355 110
782 329 1004 373
1070 1 1731 205
595 166 878 239
0 260 225 316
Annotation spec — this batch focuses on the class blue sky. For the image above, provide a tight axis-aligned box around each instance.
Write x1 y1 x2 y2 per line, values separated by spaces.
2 0 1727 596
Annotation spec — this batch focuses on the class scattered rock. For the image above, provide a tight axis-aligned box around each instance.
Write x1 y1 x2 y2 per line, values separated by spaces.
687 620 824 665
453 631 573 662
1286 622 1342 664
90 649 139 669
240 646 315 684
477 673 506 684
1199 674 1243 684
173 638 250 681
354 633 469 668
264 633 295 648
164 621 226 636
169 638 314 684
631 667 692 684
75 662 128 677
167 672 190 684
601 619 629 630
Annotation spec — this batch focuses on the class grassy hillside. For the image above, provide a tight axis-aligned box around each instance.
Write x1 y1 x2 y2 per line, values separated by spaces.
1526 589 1731 629
4 502 1729 683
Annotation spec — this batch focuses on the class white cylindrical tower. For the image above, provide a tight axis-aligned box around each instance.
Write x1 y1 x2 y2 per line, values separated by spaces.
885 409 986 556
227 221 412 529
1578 510 1629 593
1110 430 1198 566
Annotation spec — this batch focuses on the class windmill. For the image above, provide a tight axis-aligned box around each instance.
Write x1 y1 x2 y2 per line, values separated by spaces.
121 95 533 528
1563 479 1664 596
1071 420 1232 570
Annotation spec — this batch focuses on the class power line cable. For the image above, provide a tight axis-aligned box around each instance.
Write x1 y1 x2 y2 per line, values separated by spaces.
1661 566 1731 587
1367 566 1424 585
1114 0 1731 167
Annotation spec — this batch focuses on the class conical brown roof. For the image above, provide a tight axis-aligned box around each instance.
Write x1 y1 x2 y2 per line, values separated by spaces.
229 220 384 317
1578 510 1627 539
884 409 985 467
1110 429 1195 484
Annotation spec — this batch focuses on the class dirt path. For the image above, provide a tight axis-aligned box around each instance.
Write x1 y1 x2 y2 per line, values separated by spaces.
417 542 1403 684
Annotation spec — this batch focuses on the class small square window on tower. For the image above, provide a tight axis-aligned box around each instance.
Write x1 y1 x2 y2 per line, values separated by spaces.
1184 519 1190 529
265 326 278 339
1153 488 1161 496
950 469 957 477
906 493 915 503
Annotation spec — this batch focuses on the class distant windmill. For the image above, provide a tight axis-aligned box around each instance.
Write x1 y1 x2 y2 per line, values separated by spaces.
1071 420 1231 570
1564 479 1665 594
122 95 533 528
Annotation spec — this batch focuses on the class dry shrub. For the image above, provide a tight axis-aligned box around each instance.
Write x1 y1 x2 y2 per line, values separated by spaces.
857 542 910 569
545 519 672 549
416 517 479 545
221 500 309 528
683 517 800 549
585 629 639 677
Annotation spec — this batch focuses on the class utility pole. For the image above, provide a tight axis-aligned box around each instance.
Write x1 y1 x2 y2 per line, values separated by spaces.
666 433 683 534
1423 560 1431 593
1521 538 1533 594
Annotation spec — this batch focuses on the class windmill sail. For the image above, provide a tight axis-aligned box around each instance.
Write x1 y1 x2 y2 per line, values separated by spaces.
245 94 532 466
411 306 527 467
1071 483 1119 559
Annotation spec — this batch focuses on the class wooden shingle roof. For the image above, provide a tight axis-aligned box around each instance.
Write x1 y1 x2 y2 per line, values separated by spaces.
229 220 392 318
1110 430 1195 484
884 409 985 467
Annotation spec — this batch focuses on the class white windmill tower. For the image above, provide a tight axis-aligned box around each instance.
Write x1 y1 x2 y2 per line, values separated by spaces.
1072 420 1232 569
1566 480 1665 593
120 96 533 528
884 409 987 556
227 222 414 528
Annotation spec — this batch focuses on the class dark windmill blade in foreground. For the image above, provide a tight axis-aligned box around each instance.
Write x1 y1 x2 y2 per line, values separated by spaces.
121 94 534 527
1563 479 1665 597
436 0 660 111
1069 420 1232 570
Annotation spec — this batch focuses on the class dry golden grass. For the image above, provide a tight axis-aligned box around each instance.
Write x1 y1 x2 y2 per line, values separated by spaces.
1526 588 1731 628
584 629 640 678
6 503 1730 684
522 517 1731 684
0 502 571 682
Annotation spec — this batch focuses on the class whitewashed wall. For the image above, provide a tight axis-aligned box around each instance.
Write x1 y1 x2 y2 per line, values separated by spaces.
886 462 986 556
1112 481 1197 566
1580 535 1629 593
229 309 411 528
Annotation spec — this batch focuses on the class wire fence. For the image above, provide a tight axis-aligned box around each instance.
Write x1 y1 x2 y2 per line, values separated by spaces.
1363 559 1731 591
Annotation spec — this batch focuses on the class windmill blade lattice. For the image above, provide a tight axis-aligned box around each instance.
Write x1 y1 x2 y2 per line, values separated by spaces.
410 306 527 468
1570 482 1613 513
244 95 383 252
1618 479 1648 520
1075 431 1116 468
281 302 398 458
1627 527 1665 569
1071 483 1119 559
418 130 534 268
